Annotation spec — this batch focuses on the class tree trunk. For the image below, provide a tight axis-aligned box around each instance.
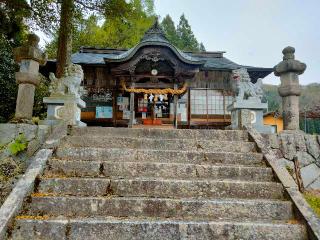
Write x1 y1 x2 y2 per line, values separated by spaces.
56 0 74 78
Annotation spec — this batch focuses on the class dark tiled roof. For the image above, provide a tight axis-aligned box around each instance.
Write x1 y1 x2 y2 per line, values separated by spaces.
70 51 272 82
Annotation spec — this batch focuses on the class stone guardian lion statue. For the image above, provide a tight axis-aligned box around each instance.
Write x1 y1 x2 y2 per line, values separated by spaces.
49 64 84 99
230 68 263 101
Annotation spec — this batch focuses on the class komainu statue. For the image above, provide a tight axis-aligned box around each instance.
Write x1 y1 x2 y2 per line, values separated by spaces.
49 64 84 99
231 68 264 101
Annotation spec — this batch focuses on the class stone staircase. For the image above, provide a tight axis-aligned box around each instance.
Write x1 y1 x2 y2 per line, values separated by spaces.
10 128 308 240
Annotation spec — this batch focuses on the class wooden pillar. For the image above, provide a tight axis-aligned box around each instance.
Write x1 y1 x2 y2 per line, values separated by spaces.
129 83 135 128
112 88 117 127
173 84 178 129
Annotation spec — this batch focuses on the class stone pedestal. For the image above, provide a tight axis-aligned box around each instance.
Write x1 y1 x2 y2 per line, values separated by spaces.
274 46 306 130
41 95 86 126
227 97 272 133
13 34 47 121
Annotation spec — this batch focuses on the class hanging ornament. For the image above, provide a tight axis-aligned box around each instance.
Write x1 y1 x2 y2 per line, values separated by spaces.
154 95 159 102
159 94 164 102
148 94 154 102
164 94 168 100
144 94 148 100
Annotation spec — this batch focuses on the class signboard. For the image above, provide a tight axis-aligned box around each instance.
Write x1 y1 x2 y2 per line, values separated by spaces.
123 110 131 120
96 106 113 119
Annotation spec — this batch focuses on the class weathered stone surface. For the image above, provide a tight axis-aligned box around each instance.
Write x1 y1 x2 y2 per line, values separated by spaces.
103 161 273 181
300 163 320 187
305 135 320 159
17 124 38 141
0 124 17 145
274 46 306 130
0 149 52 239
15 83 36 120
10 127 313 239
14 34 47 65
12 219 67 240
48 159 101 177
279 133 296 160
62 136 256 152
267 134 280 149
38 177 284 199
29 196 293 221
309 176 320 190
277 158 294 171
296 151 315 168
49 159 273 181
12 218 307 240
71 127 249 141
294 133 307 152
286 188 320 239
56 147 264 166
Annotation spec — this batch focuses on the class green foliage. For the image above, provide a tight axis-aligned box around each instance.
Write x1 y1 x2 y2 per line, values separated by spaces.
176 14 200 51
262 84 281 112
33 74 50 119
304 191 320 217
8 134 28 156
46 0 156 58
0 0 30 43
161 14 205 52
161 15 179 47
0 35 18 123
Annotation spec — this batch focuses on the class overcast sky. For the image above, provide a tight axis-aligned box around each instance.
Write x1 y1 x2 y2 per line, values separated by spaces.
154 0 320 85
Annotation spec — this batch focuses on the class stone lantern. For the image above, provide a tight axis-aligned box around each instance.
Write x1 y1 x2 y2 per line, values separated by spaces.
13 34 47 121
274 46 306 130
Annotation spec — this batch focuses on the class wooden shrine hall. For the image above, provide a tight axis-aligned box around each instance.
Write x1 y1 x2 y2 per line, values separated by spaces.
42 20 272 128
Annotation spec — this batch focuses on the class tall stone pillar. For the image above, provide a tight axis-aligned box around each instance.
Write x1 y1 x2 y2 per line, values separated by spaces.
13 34 47 121
274 46 306 130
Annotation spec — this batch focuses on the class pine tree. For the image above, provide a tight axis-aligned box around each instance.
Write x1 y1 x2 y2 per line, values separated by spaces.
161 15 179 47
176 14 199 51
199 42 206 51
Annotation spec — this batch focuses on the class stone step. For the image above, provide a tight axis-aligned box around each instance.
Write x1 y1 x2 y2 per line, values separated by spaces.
55 148 264 166
61 136 257 152
11 217 307 240
28 196 294 221
47 159 274 181
71 127 249 141
38 178 284 199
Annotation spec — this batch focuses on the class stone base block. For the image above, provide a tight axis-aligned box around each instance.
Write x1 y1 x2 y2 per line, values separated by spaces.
227 99 272 134
43 95 86 127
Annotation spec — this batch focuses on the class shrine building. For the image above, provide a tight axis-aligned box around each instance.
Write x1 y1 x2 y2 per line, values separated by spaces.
42 21 272 128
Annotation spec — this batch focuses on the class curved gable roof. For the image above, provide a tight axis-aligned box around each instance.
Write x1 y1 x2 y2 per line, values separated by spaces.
104 20 205 66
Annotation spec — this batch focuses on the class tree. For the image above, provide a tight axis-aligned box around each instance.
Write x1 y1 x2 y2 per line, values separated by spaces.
161 15 179 47
199 42 206 51
161 14 205 52
0 35 18 122
176 14 200 52
0 0 30 44
45 0 156 57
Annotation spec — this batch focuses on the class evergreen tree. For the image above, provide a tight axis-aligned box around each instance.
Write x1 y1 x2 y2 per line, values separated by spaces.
176 14 200 51
0 35 18 122
199 42 206 51
161 14 205 52
161 15 179 47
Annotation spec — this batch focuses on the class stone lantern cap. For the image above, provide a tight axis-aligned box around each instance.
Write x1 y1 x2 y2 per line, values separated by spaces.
273 46 306 76
13 33 47 66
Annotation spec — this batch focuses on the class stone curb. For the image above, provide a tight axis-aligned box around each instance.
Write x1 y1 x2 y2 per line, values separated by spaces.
0 149 52 239
245 125 320 240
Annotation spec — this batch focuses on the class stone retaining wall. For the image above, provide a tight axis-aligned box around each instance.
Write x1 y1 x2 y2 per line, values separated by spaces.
0 124 50 205
264 131 320 189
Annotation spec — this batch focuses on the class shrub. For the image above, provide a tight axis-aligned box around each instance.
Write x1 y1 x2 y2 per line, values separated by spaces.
8 133 28 155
